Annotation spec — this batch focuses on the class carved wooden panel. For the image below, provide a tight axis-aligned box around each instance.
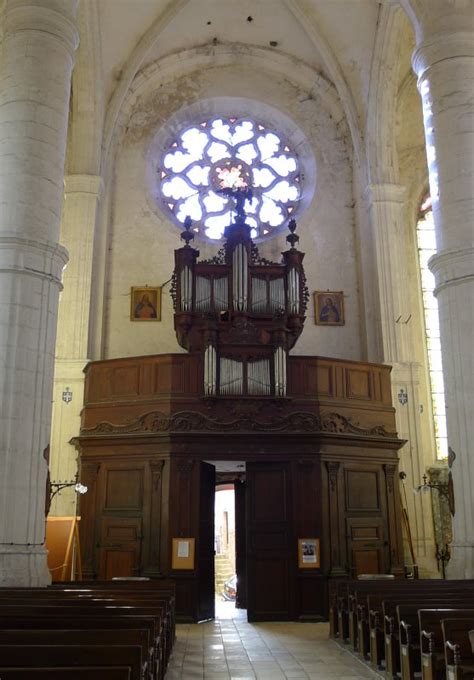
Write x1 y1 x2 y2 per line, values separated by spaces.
345 469 380 511
100 548 136 580
104 468 144 511
345 368 372 400
112 365 140 397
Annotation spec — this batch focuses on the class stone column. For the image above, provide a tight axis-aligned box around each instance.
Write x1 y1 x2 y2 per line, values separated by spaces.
0 0 78 585
364 183 438 576
404 1 474 578
50 174 103 516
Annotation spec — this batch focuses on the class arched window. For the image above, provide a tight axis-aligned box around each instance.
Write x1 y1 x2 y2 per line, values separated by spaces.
158 117 301 241
416 195 447 460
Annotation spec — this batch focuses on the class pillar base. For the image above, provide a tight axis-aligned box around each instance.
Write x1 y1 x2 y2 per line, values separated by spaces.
0 545 51 586
447 542 474 579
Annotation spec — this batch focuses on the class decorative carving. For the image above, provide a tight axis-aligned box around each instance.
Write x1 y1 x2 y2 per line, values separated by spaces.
81 410 397 438
384 464 396 493
326 461 340 493
81 462 101 481
250 242 279 267
227 316 261 344
150 460 165 491
200 246 226 266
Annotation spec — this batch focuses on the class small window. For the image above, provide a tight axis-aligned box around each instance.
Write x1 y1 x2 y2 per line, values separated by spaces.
416 195 447 460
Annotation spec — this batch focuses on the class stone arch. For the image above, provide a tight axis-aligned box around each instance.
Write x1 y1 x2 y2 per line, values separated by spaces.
366 3 407 185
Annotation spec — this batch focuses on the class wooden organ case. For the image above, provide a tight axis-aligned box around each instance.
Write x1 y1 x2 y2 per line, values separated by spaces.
75 194 406 622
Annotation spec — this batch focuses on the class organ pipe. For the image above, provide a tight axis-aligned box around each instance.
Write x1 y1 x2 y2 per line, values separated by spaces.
195 276 212 311
274 346 287 397
287 267 300 314
204 344 216 395
247 359 271 395
220 357 243 395
233 243 248 311
180 265 193 311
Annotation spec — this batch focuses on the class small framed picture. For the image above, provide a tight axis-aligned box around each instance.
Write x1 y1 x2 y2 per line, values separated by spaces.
298 538 320 569
131 286 161 321
313 291 344 325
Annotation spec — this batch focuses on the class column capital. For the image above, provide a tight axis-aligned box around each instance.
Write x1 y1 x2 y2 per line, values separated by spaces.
0 235 68 286
412 30 474 81
64 174 104 196
3 1 79 56
363 183 406 207
429 246 474 296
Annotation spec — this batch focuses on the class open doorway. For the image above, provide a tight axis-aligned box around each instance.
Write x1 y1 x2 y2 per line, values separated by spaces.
215 484 236 617
211 462 246 620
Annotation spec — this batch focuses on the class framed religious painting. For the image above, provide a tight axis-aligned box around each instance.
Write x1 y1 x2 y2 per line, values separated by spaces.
131 286 161 321
313 291 344 326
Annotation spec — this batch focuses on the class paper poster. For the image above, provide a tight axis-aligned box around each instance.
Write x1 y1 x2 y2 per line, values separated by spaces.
177 540 190 558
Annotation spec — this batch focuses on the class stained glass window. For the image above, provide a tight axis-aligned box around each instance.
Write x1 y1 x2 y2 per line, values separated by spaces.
158 117 301 240
417 196 447 460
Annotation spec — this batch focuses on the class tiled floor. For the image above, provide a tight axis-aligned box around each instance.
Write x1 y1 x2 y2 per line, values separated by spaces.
165 602 381 679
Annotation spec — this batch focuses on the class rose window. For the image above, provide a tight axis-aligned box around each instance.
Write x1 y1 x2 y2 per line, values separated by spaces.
159 117 301 240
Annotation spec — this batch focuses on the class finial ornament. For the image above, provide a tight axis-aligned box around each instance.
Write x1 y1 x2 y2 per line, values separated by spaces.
286 218 299 249
180 216 195 246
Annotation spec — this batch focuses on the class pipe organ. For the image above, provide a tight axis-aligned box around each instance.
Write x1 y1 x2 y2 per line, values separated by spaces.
172 209 308 398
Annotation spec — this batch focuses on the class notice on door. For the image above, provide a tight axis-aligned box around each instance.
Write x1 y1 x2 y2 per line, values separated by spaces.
172 537 195 569
298 538 320 568
177 540 189 558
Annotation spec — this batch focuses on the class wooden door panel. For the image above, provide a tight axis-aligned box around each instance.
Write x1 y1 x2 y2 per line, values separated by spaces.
100 548 137 580
197 462 215 621
235 481 247 609
98 517 142 579
352 548 383 576
247 462 292 621
346 517 386 576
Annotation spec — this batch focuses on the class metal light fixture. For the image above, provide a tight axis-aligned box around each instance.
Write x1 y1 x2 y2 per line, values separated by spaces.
49 479 88 503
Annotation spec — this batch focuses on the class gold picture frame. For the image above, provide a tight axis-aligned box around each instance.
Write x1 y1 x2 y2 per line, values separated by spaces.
298 538 320 569
171 537 195 570
313 291 344 325
130 286 161 321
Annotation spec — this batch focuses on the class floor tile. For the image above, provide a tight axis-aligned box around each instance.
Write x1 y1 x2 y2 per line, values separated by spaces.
165 602 383 680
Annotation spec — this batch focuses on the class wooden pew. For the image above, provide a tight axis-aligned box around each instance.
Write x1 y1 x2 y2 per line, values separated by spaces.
50 581 176 650
0 580 176 679
0 668 132 679
364 589 474 672
0 617 159 680
398 604 474 680
443 618 474 680
419 609 474 680
0 605 164 679
0 629 151 675
0 645 145 680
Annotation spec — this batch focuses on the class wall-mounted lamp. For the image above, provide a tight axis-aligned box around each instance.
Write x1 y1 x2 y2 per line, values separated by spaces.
50 480 88 504
414 472 454 516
